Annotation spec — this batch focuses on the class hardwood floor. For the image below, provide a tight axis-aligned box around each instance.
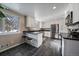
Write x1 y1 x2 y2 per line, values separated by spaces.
0 38 61 56
0 43 38 56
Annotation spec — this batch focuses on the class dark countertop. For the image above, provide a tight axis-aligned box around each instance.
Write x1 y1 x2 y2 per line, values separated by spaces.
61 33 79 41
23 29 50 32
24 30 41 32
26 32 42 35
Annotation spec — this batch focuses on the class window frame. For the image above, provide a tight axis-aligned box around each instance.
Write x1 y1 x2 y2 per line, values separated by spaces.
0 14 20 35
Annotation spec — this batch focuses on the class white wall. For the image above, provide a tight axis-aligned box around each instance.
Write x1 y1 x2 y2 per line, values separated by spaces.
0 9 25 52
42 18 65 33
41 17 68 37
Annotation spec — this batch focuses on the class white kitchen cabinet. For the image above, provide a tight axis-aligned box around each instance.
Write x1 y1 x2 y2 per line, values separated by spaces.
25 16 40 28
25 32 43 48
72 4 79 23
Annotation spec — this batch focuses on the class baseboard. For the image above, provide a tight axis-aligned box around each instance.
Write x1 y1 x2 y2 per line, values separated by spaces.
0 42 25 53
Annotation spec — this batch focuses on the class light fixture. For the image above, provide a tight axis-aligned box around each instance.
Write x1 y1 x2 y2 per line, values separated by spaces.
52 6 56 10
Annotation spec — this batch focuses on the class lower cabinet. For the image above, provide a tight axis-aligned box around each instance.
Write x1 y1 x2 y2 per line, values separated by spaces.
64 39 79 56
25 32 43 48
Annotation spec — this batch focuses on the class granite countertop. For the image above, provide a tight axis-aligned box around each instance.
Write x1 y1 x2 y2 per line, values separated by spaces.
23 29 50 34
23 29 50 32
26 32 42 35
23 30 40 32
23 31 43 36
61 33 79 41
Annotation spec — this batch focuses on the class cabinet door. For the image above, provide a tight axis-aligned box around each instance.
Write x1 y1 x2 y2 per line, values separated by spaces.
73 4 79 23
64 39 79 56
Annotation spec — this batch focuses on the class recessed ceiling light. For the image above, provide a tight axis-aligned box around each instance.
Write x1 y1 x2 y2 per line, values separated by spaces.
52 6 56 10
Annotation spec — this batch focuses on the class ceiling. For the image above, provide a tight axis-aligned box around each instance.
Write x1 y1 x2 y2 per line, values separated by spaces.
2 3 70 22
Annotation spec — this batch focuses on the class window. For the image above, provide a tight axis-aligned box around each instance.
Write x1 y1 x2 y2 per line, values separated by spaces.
0 15 19 33
0 20 3 33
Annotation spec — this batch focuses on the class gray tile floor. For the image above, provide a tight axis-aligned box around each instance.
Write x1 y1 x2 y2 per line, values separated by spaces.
0 38 61 56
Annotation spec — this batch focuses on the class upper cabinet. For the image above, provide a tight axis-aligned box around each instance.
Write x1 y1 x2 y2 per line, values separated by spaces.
65 4 79 24
72 4 79 23
65 11 73 26
25 16 40 30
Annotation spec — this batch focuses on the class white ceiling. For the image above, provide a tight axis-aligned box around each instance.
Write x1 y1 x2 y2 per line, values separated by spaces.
3 3 69 22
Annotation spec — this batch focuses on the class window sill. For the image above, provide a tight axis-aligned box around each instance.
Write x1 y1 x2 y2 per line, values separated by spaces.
0 31 21 35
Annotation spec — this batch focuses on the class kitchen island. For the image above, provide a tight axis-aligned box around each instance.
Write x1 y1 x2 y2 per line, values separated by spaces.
23 31 43 48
